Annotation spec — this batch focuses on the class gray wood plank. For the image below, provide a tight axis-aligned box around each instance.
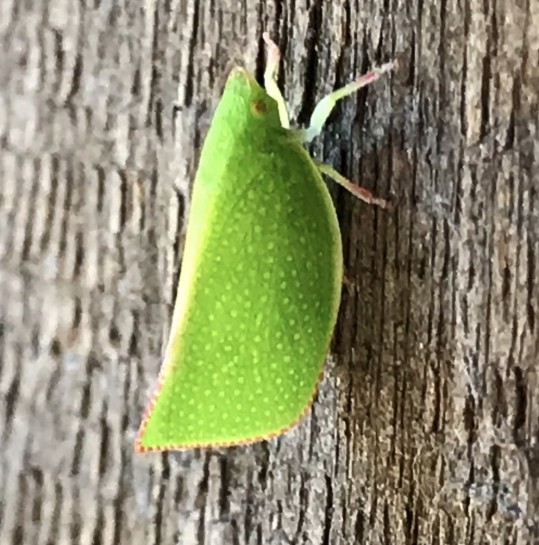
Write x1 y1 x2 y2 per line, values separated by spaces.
1 0 538 544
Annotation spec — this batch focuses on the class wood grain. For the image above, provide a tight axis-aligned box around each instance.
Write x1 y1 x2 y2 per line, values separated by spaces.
1 0 538 543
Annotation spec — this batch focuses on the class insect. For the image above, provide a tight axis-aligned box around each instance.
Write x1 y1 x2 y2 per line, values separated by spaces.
135 34 394 452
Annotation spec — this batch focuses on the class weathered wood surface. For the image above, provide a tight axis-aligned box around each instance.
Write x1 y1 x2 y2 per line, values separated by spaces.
1 0 539 544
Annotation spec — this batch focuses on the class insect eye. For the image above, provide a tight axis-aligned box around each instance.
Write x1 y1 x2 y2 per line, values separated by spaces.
251 99 267 116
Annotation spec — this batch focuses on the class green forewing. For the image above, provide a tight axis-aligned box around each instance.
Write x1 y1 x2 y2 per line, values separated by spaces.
137 69 343 449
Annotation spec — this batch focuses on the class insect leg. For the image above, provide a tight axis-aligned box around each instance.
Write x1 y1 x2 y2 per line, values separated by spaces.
302 62 396 143
316 162 393 209
262 33 290 129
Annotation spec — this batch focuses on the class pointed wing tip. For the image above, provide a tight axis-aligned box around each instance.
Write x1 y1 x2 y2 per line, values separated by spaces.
133 408 315 453
133 422 151 453
133 372 322 453
133 438 174 454
133 413 299 452
133 439 148 454
133 428 269 453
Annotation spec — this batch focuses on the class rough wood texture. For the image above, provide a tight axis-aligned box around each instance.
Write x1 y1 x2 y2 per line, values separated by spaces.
1 0 538 544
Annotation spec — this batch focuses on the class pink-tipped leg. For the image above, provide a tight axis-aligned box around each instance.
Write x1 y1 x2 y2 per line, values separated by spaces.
316 162 393 210
302 60 397 143
262 33 290 129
